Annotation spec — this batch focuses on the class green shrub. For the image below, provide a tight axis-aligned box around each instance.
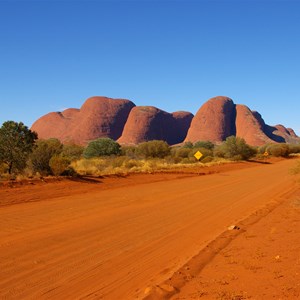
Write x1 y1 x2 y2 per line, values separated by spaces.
266 144 290 157
287 144 300 154
182 141 194 149
121 146 137 158
171 147 191 159
136 140 170 158
61 143 84 161
214 136 256 160
30 138 63 175
49 155 70 176
193 140 215 150
201 156 214 163
180 157 196 164
83 138 121 158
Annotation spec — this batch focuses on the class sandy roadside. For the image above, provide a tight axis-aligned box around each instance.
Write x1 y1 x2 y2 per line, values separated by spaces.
0 158 299 299
167 188 300 300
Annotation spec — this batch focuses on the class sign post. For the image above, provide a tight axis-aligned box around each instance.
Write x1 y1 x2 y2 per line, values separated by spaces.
194 151 203 161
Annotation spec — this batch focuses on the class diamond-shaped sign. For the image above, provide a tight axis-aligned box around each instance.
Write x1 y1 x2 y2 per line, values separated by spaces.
194 151 203 160
263 151 269 157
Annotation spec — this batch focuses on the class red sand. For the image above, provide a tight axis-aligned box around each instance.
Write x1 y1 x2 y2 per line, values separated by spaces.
0 159 299 299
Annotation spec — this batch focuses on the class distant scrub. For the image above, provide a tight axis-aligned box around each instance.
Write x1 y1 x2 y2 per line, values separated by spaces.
30 138 64 175
49 155 71 176
214 136 256 160
83 138 121 158
1 120 300 179
136 140 170 158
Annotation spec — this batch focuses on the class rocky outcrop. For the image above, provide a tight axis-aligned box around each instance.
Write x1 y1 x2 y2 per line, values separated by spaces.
235 105 273 146
118 107 193 145
31 95 299 146
171 111 194 143
265 124 300 144
184 96 236 143
31 96 135 144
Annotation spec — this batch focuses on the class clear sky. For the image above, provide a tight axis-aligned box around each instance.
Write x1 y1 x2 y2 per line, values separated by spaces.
0 0 299 134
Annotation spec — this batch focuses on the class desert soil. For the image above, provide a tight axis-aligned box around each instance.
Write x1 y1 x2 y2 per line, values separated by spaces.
0 159 299 299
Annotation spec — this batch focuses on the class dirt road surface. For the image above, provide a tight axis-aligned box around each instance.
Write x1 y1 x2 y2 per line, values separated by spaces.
0 159 298 299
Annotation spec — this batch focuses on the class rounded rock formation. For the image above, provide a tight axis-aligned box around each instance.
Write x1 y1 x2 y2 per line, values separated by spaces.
31 96 135 144
118 107 193 145
235 104 273 146
185 96 236 143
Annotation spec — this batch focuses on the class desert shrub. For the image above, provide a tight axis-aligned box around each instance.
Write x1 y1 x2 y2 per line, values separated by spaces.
49 155 70 176
182 141 194 149
83 138 121 158
266 143 290 157
0 121 38 174
61 143 84 161
171 147 191 159
72 158 105 175
109 156 128 168
136 140 170 158
288 144 300 154
61 166 78 177
193 140 215 150
121 146 137 158
180 157 196 164
201 156 214 163
214 136 256 160
124 159 140 169
30 138 63 175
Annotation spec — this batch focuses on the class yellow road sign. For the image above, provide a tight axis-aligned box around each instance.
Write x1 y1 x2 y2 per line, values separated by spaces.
194 151 203 160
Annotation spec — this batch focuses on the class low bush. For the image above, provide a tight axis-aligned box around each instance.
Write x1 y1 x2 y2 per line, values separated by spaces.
49 155 70 176
266 144 290 157
121 146 137 158
61 143 84 161
83 138 121 158
30 138 63 175
214 136 256 160
193 140 215 150
136 140 170 158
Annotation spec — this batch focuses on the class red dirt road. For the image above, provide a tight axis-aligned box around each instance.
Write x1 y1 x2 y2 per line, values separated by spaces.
0 159 298 299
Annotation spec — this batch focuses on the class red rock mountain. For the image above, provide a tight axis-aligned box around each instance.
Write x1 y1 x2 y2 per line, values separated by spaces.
118 107 193 145
184 96 236 143
184 96 299 146
31 95 299 146
31 96 135 145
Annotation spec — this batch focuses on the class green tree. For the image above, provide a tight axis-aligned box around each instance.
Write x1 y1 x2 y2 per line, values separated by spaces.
0 121 38 174
83 138 121 158
214 136 256 160
30 138 63 175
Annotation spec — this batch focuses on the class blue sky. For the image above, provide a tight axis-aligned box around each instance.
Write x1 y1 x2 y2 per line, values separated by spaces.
0 0 300 134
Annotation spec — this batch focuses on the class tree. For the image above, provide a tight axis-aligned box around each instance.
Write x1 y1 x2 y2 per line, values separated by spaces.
0 121 37 174
83 138 121 158
30 138 63 175
214 136 256 160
